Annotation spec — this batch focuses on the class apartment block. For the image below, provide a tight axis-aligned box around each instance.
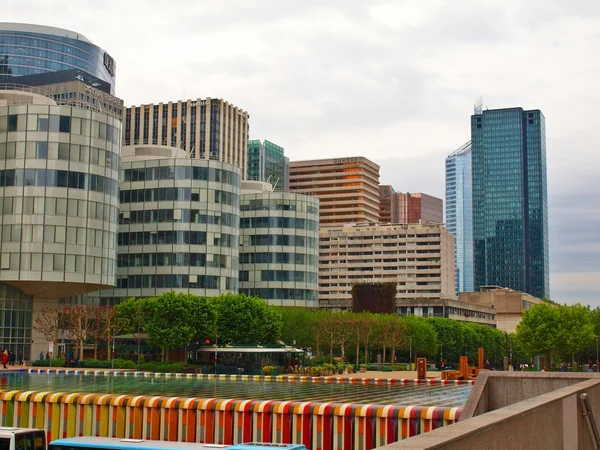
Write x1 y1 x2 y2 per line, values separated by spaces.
318 222 456 310
395 192 443 224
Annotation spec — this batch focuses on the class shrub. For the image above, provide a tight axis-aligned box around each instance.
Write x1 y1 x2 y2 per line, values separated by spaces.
31 358 66 367
137 361 185 373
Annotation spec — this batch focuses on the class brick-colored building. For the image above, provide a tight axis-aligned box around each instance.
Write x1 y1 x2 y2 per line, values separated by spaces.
289 157 380 226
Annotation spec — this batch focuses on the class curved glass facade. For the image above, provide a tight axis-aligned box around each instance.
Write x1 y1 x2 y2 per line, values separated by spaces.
0 24 115 93
0 102 121 297
239 193 319 307
95 158 241 302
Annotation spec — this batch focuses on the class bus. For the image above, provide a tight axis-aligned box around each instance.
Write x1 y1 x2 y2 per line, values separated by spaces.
48 438 306 450
0 428 46 450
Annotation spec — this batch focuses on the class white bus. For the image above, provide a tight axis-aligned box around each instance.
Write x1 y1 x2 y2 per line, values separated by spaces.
0 428 46 450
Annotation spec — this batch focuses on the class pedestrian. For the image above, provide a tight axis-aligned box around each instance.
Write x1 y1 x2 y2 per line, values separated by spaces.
484 360 491 370
18 351 23 366
589 360 594 373
8 351 15 366
1 350 8 369
561 361 568 372
39 351 44 361
45 351 49 360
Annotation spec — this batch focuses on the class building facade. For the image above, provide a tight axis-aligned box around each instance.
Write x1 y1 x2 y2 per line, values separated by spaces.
394 192 443 224
89 145 241 303
239 181 319 307
289 157 380 226
379 185 396 223
398 298 496 327
318 222 455 310
472 108 549 298
459 286 541 333
7 69 124 120
445 141 474 294
123 99 249 178
0 23 116 93
247 139 285 189
0 86 121 358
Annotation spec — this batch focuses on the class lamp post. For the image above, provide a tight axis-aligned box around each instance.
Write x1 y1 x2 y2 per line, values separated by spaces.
214 334 219 375
409 336 412 367
596 335 600 372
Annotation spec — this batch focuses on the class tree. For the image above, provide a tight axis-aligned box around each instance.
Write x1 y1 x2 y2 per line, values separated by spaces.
212 294 281 345
428 317 463 364
33 306 64 356
97 306 129 361
279 307 316 348
403 315 438 361
516 303 560 369
62 305 95 360
116 297 149 364
144 292 212 361
556 304 594 363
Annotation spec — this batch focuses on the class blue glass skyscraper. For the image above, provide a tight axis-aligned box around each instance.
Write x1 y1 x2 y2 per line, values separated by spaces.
471 107 549 298
445 141 473 294
0 23 116 93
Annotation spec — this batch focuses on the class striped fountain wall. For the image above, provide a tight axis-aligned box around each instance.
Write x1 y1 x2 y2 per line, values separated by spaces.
0 371 472 450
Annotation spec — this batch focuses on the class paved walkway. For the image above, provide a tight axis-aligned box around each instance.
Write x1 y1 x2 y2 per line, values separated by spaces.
340 370 440 379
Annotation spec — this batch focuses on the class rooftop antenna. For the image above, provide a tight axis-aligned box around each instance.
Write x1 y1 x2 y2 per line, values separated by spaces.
474 95 488 114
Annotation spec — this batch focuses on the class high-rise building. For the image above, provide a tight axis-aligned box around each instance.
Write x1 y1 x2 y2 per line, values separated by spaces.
123 99 249 178
0 23 116 93
472 107 549 298
247 140 285 190
395 192 443 224
445 141 474 293
318 222 456 310
0 85 121 358
239 181 319 307
379 185 396 223
289 157 380 226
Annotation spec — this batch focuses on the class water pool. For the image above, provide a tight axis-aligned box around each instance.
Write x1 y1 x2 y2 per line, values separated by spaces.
0 372 471 407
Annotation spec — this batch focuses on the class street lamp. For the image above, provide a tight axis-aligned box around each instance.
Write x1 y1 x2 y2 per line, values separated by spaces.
596 335 600 372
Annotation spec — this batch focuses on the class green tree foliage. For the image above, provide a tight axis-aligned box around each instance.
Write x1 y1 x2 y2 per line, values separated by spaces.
516 303 560 368
556 303 594 362
403 315 438 360
279 307 316 348
144 292 215 360
428 317 463 363
116 297 149 364
212 293 282 345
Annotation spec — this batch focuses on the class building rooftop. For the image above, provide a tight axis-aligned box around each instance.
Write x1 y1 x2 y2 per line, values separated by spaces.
448 141 472 157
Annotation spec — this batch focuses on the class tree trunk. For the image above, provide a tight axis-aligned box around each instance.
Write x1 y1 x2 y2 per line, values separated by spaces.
391 348 396 367
544 351 551 370
136 336 142 365
383 345 387 365
364 344 369 365
356 341 360 365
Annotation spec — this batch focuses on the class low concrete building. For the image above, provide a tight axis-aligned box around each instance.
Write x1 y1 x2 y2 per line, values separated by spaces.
459 285 542 333
398 298 496 327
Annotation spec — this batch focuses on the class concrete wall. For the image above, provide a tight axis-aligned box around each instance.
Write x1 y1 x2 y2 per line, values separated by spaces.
382 373 600 449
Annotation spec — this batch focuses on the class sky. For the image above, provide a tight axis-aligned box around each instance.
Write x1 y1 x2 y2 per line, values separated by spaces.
5 0 600 306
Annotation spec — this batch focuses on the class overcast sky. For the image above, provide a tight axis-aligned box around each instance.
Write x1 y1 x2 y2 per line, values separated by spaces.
5 0 600 306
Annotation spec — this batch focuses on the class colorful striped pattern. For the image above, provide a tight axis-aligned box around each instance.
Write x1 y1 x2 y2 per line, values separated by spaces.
26 370 474 386
0 390 461 450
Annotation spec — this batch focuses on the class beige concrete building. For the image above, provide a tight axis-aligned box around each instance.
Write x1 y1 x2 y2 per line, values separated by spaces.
398 298 496 327
318 222 456 310
459 285 542 333
123 98 249 177
289 157 380 226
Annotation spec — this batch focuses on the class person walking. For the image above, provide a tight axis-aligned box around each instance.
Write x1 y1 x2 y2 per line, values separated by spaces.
1 350 8 369
484 360 492 370
561 361 568 372
18 351 23 366
39 351 44 361
8 351 15 367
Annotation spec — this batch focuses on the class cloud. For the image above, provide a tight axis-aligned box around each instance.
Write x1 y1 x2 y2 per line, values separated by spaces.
4 0 599 306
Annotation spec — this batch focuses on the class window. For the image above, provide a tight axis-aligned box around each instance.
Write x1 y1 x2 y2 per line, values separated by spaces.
36 142 48 159
37 117 49 131
59 115 71 133
8 114 18 131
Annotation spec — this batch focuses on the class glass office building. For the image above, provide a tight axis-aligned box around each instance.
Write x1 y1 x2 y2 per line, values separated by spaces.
247 140 286 190
471 108 549 298
0 23 116 94
0 85 121 358
445 141 473 294
239 182 319 307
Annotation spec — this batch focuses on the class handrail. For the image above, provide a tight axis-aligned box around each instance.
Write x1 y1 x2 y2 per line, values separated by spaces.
580 393 600 449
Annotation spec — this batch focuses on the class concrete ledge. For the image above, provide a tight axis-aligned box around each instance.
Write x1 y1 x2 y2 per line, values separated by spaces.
381 378 600 449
